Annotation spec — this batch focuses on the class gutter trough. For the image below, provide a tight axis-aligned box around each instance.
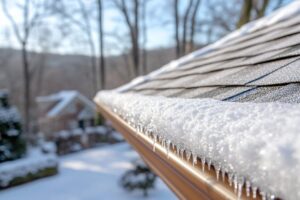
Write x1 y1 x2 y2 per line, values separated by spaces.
95 100 260 200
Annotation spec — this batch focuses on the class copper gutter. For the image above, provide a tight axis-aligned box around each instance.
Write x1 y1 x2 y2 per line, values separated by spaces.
95 100 259 200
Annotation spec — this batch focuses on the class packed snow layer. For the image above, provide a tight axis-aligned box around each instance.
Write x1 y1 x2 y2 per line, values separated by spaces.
0 149 58 187
96 92 300 200
0 143 175 200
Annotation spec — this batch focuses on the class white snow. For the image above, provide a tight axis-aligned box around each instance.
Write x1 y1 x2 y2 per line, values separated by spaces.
0 143 175 200
57 130 71 139
114 1 300 93
95 126 107 135
0 149 58 187
96 91 300 200
40 142 57 154
110 131 124 141
0 107 21 123
56 126 109 139
36 90 96 118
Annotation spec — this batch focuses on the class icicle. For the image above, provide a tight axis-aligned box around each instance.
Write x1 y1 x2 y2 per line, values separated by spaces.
221 169 226 182
192 153 197 166
152 134 157 152
186 151 191 161
180 148 184 159
166 140 171 159
260 191 266 200
144 130 149 137
201 157 206 172
237 182 243 200
234 175 238 194
246 180 251 197
228 173 233 187
207 159 212 171
237 177 244 200
162 138 166 149
215 165 221 181
176 146 180 156
159 136 162 143
172 143 175 150
252 186 258 199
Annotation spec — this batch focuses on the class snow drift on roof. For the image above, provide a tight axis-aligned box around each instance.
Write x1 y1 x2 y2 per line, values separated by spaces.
115 1 300 93
96 91 300 200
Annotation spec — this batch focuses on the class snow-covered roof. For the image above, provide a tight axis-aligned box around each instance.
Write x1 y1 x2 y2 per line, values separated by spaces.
37 90 96 118
115 0 300 93
95 2 300 200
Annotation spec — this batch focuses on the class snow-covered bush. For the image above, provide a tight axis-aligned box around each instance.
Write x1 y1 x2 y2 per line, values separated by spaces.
0 91 26 163
0 148 58 188
120 159 156 197
54 126 111 155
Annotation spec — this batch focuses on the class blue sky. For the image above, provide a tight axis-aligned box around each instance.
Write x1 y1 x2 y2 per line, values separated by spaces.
0 0 177 55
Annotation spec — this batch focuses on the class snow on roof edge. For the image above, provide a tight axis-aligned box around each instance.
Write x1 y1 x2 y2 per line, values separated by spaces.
96 91 300 200
113 1 300 93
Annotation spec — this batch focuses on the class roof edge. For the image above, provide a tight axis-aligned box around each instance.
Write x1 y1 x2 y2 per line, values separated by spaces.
94 98 256 200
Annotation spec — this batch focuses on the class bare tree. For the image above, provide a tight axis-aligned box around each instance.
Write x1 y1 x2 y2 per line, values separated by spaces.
97 0 105 89
141 0 147 75
113 0 141 77
173 0 180 58
254 0 270 19
172 0 202 57
237 0 287 28
53 0 98 94
237 0 252 28
202 0 240 44
189 0 201 52
182 0 194 55
1 0 50 139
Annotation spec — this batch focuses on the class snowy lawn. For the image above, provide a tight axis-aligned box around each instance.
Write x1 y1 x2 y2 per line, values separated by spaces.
0 143 176 200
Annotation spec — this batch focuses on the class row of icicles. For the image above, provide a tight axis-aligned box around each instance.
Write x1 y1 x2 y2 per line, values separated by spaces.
116 111 277 200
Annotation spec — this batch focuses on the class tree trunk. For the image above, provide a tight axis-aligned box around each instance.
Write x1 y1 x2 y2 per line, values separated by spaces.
182 0 194 55
256 0 269 19
174 0 180 58
22 42 31 139
141 0 147 75
98 0 105 90
189 0 201 52
88 34 97 94
132 0 140 77
237 0 253 28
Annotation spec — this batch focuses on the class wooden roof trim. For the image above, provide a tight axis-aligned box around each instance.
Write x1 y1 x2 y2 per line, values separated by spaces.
95 100 259 200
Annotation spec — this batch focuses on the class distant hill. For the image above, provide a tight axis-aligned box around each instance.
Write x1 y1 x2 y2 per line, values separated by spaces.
0 46 176 113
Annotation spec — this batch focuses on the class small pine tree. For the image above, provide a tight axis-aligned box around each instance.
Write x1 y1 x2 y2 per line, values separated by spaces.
0 91 26 162
120 159 157 197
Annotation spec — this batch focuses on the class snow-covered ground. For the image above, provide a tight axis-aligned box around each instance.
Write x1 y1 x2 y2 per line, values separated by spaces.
0 143 176 200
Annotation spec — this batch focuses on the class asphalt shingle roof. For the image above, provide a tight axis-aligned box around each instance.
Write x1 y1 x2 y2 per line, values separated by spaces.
124 14 300 104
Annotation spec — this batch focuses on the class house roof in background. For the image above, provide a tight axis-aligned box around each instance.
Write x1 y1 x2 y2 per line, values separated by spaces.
37 90 96 118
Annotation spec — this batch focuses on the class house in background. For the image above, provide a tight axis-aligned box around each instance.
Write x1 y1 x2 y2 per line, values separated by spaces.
36 90 97 139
